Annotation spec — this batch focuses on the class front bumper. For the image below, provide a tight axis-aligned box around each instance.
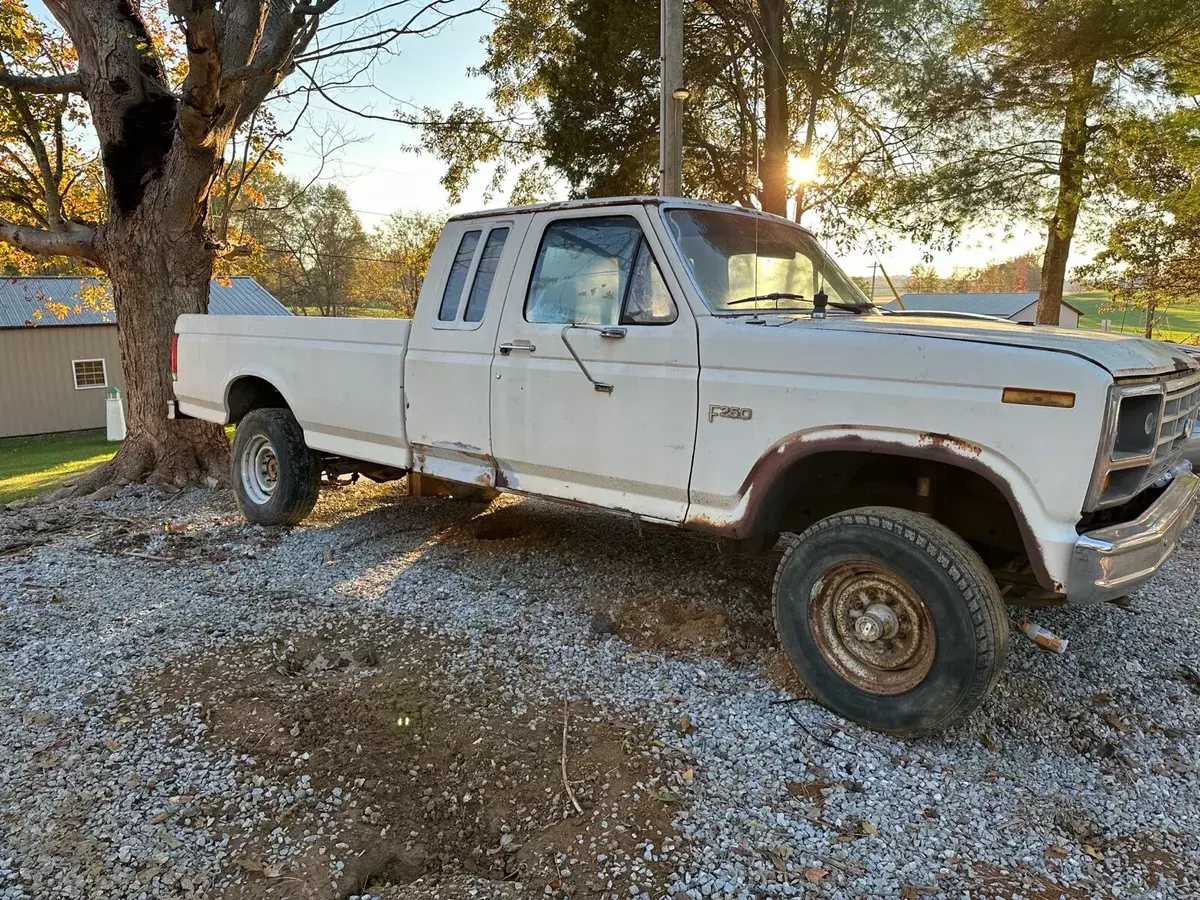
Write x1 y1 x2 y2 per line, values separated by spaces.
1069 472 1200 603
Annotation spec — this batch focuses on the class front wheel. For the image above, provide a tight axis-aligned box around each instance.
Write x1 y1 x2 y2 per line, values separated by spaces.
231 408 321 526
773 507 1008 736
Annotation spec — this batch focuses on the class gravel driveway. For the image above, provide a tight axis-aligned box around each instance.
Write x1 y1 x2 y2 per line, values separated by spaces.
1 481 1198 899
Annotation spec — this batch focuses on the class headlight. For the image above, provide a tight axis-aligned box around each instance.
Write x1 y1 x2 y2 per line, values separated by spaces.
1087 382 1164 509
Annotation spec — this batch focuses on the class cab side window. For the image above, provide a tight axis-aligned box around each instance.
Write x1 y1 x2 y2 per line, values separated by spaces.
525 216 677 326
438 230 481 321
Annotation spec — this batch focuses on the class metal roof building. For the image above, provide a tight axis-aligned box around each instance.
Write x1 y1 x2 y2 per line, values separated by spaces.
883 292 1082 327
0 275 288 327
0 276 289 438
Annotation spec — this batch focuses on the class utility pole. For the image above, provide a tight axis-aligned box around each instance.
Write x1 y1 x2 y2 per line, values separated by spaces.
659 0 684 196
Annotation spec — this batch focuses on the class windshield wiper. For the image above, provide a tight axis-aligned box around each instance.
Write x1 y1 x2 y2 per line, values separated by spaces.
726 291 870 313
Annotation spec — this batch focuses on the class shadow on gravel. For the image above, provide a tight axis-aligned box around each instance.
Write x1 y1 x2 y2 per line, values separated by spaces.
440 498 781 668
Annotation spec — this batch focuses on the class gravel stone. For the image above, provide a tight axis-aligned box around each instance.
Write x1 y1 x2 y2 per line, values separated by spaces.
1 482 1198 898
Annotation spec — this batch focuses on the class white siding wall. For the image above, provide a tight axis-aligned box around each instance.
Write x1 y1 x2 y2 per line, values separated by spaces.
0 326 126 437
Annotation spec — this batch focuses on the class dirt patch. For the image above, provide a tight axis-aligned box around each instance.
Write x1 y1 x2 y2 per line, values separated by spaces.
600 592 775 665
136 619 684 898
964 863 1091 900
762 647 807 697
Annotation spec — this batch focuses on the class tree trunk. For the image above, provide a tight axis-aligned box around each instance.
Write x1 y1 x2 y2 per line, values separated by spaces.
70 157 232 494
1036 59 1096 325
1145 295 1158 339
758 0 789 216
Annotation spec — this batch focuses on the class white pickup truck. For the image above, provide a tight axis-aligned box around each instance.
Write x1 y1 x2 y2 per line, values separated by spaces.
173 197 1200 735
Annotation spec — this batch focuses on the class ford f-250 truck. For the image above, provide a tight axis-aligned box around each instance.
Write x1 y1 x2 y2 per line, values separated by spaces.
172 197 1200 735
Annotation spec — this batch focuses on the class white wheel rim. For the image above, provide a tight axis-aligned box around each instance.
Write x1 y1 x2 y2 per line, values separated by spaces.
241 435 278 505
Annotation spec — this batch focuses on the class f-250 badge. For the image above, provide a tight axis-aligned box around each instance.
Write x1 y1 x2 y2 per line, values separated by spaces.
708 405 753 422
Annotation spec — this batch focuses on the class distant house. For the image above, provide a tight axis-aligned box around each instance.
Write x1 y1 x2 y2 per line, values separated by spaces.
884 292 1082 327
0 276 289 439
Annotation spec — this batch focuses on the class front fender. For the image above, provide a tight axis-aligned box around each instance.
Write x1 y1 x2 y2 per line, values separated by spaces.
684 425 1077 593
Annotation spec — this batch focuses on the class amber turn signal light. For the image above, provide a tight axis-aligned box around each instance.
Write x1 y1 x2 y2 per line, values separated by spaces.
1001 387 1076 408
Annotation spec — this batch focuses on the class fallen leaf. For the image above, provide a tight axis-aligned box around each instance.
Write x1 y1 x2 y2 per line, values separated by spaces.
1091 693 1110 707
677 713 693 734
34 752 59 770
1046 844 1069 859
1083 844 1105 861
1102 712 1130 733
901 885 937 899
236 858 264 873
104 737 121 751
860 821 879 836
262 864 284 878
979 733 998 751
787 780 831 798
681 766 694 782
656 787 679 803
148 811 169 825
803 867 830 884
322 546 335 565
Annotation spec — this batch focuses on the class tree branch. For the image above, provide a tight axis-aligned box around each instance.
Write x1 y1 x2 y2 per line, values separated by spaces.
0 70 83 94
175 1 223 146
0 220 97 261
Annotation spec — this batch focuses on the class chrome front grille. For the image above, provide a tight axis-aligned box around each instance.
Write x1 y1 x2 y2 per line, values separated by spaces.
1147 372 1200 485
1089 369 1200 510
1159 373 1200 455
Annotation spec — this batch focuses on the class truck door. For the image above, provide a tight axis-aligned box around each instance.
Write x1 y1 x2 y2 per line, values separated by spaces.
490 207 699 522
405 217 526 486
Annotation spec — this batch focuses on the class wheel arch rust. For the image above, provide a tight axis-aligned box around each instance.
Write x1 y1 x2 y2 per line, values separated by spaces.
686 429 1060 593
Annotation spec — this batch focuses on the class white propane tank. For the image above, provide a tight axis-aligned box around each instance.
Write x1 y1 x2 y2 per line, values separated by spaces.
106 386 126 441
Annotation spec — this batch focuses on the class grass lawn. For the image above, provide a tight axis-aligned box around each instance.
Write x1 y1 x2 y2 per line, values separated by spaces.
0 426 236 505
1069 291 1200 345
0 429 118 505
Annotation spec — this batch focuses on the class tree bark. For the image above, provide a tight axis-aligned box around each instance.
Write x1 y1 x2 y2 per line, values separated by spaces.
1036 59 1097 326
758 0 789 216
84 226 228 490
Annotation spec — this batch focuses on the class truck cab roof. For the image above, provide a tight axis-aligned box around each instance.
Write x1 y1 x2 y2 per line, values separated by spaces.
446 195 814 233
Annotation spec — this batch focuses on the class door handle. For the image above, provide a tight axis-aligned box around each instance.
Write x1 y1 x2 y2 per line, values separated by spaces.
499 340 536 356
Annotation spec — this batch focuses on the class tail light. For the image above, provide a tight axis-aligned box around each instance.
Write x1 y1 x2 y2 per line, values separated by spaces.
170 333 179 380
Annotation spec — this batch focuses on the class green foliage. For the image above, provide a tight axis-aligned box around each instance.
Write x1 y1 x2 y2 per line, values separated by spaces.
234 178 369 316
420 0 935 237
360 209 448 316
1075 91 1200 338
906 252 1042 294
878 0 1200 310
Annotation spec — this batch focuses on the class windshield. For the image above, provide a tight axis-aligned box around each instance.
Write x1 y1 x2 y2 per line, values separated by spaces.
664 208 873 313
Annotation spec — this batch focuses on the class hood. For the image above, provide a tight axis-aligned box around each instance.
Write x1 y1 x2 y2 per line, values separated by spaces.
806 314 1198 379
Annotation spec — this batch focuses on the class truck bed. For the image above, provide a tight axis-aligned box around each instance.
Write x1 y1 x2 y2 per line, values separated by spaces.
174 314 413 469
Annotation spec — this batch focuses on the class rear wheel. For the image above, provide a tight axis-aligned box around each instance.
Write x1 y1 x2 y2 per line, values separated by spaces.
773 506 1008 736
231 408 320 526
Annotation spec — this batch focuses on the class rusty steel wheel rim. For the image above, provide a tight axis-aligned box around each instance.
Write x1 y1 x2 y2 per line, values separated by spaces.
808 559 936 695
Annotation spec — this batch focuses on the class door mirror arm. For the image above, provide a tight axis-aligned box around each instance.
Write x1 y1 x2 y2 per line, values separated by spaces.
560 323 625 393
